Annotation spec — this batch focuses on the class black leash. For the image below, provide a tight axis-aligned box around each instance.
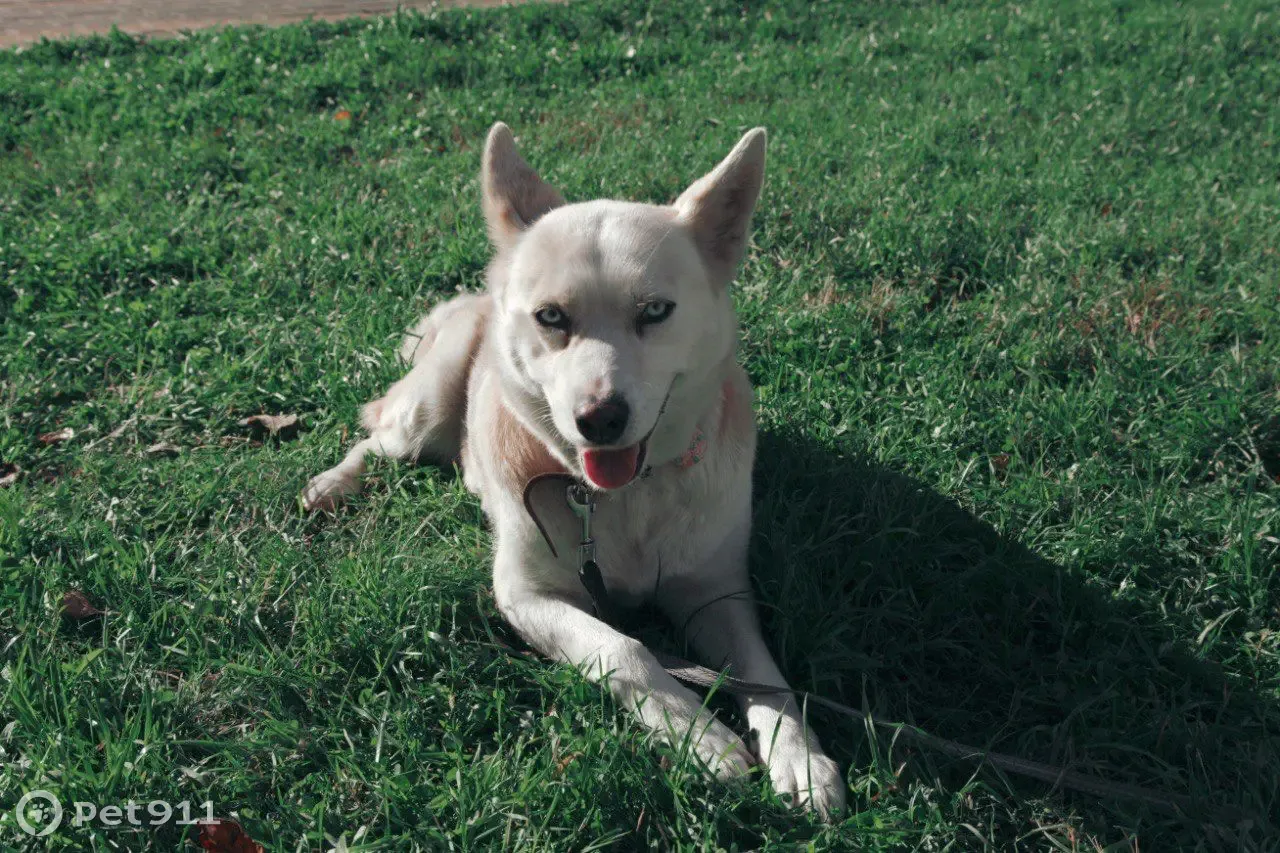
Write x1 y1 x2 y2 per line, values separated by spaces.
649 648 1206 816
522 477 1256 827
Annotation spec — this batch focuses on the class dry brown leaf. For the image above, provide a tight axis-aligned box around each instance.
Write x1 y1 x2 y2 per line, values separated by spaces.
0 462 19 487
38 427 75 445
555 751 583 775
195 818 264 853
239 414 299 440
62 589 103 619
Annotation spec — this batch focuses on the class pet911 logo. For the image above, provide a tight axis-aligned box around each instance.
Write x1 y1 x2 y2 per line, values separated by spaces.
8 790 214 837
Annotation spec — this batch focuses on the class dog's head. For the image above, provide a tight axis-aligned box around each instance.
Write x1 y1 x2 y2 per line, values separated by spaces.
481 123 765 490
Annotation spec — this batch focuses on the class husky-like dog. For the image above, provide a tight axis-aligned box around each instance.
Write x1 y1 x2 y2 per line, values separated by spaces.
304 124 844 815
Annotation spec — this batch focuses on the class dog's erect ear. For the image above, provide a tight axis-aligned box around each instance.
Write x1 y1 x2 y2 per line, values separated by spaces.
673 128 767 287
481 122 565 251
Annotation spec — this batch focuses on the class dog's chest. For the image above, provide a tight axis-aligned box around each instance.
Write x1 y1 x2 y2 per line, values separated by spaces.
523 467 736 609
587 485 719 606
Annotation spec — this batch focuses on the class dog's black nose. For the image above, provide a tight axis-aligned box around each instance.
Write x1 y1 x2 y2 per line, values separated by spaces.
575 395 630 445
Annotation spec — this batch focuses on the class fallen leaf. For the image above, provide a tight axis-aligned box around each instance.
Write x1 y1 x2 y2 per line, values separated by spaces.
62 589 103 619
334 109 351 121
38 427 75 445
991 453 1011 474
555 751 583 775
195 819 264 853
239 414 299 440
146 442 181 457
0 462 19 487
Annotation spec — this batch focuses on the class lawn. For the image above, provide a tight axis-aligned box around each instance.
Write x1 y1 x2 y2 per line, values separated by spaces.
2 0 1278 848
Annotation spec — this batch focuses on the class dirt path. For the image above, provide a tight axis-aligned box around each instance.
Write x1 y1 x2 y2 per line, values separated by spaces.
1 0 521 48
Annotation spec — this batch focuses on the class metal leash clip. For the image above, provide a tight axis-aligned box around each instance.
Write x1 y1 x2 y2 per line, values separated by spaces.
566 483 615 623
566 483 595 566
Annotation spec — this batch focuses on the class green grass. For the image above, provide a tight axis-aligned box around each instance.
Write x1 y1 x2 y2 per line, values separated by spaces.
2 0 1278 848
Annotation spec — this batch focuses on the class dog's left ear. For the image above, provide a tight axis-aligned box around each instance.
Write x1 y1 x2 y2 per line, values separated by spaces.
673 128 767 288
481 122 565 252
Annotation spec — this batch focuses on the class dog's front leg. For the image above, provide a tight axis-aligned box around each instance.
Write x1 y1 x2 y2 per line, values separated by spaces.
493 545 754 779
681 595 846 816
663 531 847 817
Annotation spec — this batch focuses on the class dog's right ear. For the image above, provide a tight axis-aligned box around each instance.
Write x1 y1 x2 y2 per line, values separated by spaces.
673 128 767 289
481 123 565 252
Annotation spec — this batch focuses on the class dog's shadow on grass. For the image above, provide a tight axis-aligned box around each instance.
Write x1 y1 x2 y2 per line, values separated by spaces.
741 430 1276 844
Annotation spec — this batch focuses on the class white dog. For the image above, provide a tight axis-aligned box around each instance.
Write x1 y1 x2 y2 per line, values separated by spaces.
304 124 845 815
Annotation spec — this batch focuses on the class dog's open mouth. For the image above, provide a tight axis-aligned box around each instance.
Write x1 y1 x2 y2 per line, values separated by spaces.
581 441 648 490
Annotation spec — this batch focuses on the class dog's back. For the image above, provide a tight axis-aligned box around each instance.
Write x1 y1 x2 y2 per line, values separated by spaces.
302 292 490 511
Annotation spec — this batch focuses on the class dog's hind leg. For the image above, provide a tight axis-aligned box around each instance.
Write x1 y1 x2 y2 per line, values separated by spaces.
303 293 491 512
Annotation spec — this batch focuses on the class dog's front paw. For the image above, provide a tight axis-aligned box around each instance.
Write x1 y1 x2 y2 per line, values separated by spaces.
302 468 359 512
628 676 755 780
759 729 846 818
679 714 755 780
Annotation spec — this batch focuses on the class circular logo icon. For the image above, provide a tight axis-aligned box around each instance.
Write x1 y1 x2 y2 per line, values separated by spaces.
15 790 63 837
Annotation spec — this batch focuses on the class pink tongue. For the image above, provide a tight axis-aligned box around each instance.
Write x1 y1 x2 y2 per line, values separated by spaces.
582 446 641 490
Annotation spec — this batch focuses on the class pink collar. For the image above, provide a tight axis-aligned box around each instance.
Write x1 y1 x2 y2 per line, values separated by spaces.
675 426 707 470
638 426 706 481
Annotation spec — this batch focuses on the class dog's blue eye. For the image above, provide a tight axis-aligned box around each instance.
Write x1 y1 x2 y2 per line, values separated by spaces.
535 306 569 331
639 300 675 326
